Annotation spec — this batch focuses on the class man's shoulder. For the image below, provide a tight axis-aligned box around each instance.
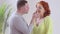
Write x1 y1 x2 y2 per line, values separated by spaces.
8 14 21 22
11 13 22 19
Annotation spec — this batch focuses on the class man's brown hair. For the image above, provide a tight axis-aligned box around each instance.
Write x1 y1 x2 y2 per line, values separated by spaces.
17 0 27 9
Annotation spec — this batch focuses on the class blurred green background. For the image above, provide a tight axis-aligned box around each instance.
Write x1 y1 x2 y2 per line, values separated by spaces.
0 3 6 34
0 3 12 34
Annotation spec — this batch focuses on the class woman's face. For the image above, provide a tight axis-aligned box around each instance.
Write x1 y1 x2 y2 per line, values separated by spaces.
36 3 45 17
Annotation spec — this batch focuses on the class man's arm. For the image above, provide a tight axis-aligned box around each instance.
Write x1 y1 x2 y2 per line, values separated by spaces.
28 17 34 34
12 17 30 34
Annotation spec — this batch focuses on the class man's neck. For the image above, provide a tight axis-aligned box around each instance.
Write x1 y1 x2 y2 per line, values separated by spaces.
17 10 24 16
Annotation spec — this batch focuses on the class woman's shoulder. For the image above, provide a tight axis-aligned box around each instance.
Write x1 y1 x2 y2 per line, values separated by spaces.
44 16 52 23
44 16 51 20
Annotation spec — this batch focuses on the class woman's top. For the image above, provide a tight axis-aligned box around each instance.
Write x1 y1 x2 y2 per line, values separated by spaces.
31 16 52 34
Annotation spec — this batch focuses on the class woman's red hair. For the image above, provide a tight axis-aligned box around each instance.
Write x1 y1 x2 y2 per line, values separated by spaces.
38 1 51 17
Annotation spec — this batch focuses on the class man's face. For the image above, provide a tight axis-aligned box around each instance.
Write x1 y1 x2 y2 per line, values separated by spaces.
21 3 29 14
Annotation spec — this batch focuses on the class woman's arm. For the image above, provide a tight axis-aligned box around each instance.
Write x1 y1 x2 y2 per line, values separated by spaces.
45 16 53 34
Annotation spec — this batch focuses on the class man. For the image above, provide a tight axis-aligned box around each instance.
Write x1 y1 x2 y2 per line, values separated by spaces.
8 0 33 34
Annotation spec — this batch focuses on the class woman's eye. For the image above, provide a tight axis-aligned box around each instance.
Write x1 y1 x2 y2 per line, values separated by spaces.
39 7 41 9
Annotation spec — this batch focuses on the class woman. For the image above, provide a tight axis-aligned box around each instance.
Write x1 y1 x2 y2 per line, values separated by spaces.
31 1 52 34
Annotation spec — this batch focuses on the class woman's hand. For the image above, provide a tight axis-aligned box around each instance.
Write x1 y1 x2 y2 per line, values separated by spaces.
30 12 37 24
